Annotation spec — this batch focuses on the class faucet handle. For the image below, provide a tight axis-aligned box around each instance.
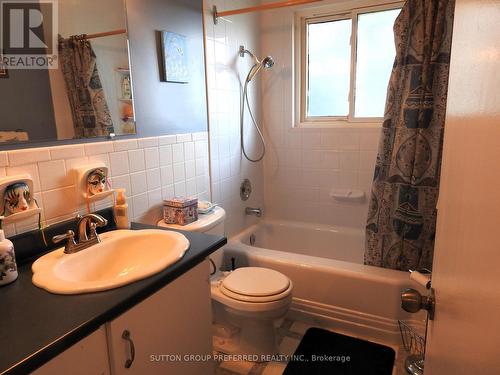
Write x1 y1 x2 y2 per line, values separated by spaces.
53 230 75 244
52 230 77 254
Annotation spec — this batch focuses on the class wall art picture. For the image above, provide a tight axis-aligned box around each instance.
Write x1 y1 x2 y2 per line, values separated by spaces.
160 31 189 83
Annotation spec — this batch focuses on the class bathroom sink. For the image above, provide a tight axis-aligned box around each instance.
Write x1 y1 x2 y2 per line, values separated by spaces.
32 229 190 294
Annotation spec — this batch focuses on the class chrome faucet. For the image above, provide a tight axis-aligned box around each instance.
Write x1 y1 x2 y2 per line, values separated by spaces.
52 213 108 254
245 207 263 217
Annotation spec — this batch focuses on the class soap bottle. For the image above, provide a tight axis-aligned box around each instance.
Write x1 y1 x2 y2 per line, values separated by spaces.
114 189 129 229
0 219 18 286
121 75 132 99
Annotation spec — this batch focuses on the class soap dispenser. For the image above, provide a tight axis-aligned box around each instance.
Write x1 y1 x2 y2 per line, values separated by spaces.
114 189 129 229
0 218 18 286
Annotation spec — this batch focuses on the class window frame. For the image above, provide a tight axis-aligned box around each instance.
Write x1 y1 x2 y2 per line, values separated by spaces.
294 1 404 128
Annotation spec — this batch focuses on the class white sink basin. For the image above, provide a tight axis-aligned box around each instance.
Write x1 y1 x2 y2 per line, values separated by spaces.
32 229 190 294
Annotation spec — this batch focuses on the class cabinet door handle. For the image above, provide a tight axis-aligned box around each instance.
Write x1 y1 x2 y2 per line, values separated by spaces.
122 329 135 368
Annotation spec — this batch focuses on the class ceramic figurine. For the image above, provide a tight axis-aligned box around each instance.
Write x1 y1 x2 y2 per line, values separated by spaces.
3 182 32 215
87 168 107 196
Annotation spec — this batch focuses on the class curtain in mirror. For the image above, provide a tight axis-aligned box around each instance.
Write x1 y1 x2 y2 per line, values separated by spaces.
365 0 455 271
58 36 114 138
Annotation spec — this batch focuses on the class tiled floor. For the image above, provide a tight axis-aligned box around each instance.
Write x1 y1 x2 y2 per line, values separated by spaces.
214 318 408 375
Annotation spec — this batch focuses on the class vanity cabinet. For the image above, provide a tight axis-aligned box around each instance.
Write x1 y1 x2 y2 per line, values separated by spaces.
32 326 110 375
33 260 213 375
106 260 213 375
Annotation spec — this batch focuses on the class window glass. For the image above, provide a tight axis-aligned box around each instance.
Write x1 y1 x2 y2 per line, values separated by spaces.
354 9 400 118
307 19 352 117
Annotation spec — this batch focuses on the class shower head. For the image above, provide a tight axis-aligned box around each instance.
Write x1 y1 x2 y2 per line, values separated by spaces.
262 56 274 69
240 46 275 82
246 55 275 82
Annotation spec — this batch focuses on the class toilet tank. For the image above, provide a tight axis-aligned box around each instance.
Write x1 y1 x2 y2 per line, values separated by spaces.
157 207 226 271
204 222 225 236
156 206 226 235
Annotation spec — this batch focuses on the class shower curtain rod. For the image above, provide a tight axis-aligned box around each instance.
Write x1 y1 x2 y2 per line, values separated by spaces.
213 0 323 24
84 29 127 40
67 29 127 40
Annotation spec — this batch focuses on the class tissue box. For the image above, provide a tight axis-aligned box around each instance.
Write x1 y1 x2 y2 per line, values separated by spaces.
163 197 198 225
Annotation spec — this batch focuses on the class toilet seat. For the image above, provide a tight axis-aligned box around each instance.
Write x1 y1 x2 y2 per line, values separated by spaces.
220 283 292 303
212 283 292 313
223 267 290 296
211 267 293 313
220 267 292 303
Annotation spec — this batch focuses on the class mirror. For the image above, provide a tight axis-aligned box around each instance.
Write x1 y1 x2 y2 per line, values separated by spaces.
0 0 135 145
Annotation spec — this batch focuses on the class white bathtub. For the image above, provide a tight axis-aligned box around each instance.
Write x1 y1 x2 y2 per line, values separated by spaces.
223 220 425 344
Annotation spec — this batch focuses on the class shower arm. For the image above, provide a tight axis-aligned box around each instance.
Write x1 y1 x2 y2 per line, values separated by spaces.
239 46 260 64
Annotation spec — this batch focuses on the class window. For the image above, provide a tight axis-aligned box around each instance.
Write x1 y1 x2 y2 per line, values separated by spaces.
297 4 401 126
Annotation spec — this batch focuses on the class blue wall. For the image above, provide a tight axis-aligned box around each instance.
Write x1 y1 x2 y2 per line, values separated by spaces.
0 69 57 141
127 0 208 137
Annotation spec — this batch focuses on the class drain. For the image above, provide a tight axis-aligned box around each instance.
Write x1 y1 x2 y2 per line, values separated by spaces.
249 234 256 246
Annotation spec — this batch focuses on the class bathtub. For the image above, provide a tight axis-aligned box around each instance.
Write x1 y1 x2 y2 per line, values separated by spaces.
223 220 425 344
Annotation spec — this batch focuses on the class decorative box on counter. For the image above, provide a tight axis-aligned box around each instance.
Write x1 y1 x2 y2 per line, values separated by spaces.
163 197 198 225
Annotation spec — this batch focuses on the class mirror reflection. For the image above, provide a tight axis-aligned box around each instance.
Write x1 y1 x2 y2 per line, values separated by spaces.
0 0 135 144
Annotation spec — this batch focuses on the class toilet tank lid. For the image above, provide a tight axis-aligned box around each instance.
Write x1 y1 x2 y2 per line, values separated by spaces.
156 206 225 232
222 267 290 297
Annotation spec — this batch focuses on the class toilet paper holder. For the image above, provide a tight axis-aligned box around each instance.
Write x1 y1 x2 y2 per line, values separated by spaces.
402 269 434 320
409 269 432 289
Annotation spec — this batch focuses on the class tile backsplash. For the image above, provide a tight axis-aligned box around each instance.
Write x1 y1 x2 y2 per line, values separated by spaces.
0 132 210 237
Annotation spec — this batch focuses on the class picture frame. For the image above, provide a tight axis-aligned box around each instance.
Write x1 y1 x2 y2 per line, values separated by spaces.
159 31 189 83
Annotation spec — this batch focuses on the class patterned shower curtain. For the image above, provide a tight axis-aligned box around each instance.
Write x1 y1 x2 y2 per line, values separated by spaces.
58 36 114 138
364 0 455 271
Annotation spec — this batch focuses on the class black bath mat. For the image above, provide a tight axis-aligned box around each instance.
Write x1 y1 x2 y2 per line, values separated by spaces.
283 327 395 375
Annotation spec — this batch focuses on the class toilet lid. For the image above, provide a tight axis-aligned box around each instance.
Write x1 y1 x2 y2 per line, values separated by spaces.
222 267 290 297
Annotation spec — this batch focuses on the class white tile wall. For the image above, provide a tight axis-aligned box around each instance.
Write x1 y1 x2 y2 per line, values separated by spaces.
128 149 145 172
0 132 210 237
204 0 264 236
260 5 382 229
264 127 380 228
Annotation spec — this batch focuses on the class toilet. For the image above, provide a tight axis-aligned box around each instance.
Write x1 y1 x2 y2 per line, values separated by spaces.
210 266 292 356
157 206 293 356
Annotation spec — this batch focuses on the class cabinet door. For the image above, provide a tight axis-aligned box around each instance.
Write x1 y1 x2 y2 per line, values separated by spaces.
33 326 110 375
106 260 213 375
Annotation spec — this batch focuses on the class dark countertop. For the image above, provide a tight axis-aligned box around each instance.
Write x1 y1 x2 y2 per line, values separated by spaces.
0 222 226 375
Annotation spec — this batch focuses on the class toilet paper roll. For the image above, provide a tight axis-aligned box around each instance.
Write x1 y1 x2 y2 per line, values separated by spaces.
410 270 431 289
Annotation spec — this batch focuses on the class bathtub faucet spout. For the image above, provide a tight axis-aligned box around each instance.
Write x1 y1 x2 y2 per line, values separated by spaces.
245 207 263 217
